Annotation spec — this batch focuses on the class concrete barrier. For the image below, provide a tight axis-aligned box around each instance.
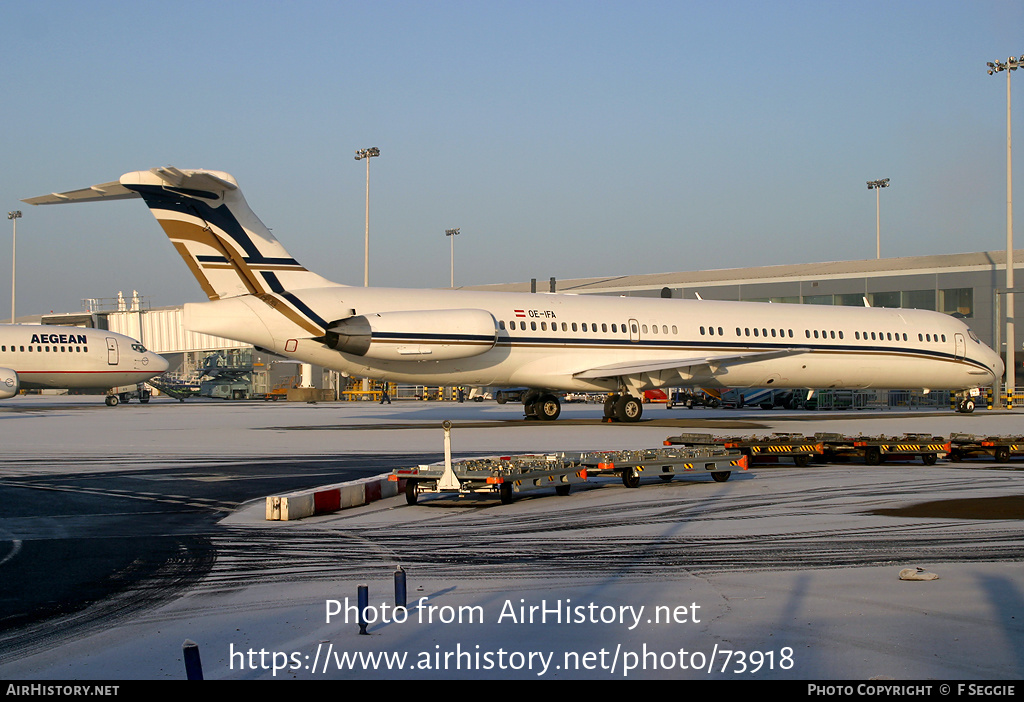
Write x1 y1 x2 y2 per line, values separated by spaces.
281 493 315 520
265 474 395 521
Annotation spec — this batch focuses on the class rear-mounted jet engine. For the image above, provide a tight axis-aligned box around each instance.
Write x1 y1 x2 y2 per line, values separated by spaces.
324 309 498 362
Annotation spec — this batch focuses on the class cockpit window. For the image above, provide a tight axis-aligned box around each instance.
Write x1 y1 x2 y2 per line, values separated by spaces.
131 343 147 352
967 329 980 343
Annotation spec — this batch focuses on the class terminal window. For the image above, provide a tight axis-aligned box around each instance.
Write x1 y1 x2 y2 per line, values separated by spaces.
939 288 973 318
869 291 901 308
903 289 936 311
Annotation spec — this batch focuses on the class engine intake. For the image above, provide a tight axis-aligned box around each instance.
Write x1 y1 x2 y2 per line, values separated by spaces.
0 368 19 399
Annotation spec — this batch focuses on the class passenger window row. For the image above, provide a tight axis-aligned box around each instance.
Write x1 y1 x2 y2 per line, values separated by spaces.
498 320 949 345
735 328 795 339
502 320 624 333
500 320 682 335
1 345 88 353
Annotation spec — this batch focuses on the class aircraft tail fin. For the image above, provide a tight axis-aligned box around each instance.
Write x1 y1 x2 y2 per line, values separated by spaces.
24 166 344 301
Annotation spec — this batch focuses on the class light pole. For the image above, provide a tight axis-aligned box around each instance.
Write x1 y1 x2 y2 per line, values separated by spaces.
866 178 889 260
988 56 1021 406
445 228 459 287
354 147 380 287
8 211 21 323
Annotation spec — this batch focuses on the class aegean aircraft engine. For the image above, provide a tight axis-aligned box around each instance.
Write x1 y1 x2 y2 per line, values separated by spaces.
324 309 498 362
0 368 19 399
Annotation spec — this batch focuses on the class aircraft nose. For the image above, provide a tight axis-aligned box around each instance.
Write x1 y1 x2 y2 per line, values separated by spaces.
152 352 170 373
992 350 1005 382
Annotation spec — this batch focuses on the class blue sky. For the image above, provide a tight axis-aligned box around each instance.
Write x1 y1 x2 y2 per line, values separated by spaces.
2 1 1022 316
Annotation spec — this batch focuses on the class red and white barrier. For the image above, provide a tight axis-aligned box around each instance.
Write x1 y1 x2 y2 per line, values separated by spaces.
265 474 402 521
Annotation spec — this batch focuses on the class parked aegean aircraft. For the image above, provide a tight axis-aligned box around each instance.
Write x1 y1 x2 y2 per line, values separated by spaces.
23 167 1002 420
0 324 169 405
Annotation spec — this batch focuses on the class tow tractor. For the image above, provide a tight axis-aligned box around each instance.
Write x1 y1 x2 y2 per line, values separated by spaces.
105 382 153 406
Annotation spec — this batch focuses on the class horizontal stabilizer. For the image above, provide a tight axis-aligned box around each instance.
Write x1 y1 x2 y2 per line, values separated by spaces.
22 181 138 205
574 347 811 380
23 168 239 207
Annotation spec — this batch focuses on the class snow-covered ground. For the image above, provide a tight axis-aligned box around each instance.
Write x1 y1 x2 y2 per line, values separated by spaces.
1 396 1022 680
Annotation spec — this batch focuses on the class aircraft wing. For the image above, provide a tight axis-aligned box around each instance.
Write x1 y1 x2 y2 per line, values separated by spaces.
573 347 812 380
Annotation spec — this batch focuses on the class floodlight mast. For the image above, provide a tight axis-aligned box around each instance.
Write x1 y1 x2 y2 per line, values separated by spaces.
354 147 380 287
987 56 1021 407
445 228 459 288
866 178 890 260
8 210 21 323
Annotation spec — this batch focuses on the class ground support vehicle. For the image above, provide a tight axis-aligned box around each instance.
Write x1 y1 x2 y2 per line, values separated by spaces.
575 446 749 487
493 387 528 404
392 454 589 504
390 421 588 504
666 390 721 409
664 432 823 467
814 432 950 465
252 391 287 401
106 382 154 406
145 376 197 402
948 433 1024 463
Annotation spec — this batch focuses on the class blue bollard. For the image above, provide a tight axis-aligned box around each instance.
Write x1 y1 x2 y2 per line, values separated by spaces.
358 584 369 635
394 565 407 610
183 639 203 680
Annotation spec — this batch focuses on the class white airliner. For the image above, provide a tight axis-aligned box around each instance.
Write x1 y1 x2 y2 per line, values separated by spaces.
23 167 1002 420
0 324 169 405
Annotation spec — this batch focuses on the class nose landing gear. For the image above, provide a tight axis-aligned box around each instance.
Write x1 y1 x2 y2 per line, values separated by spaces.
954 391 977 414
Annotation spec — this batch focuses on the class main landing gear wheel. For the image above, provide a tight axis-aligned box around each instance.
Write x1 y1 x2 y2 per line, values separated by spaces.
535 394 561 421
604 394 619 419
522 390 552 420
105 395 119 407
614 395 643 423
958 399 976 414
522 392 538 419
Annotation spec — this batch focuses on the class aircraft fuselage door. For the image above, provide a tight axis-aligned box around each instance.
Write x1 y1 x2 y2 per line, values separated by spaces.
629 318 641 343
954 333 966 360
106 337 119 365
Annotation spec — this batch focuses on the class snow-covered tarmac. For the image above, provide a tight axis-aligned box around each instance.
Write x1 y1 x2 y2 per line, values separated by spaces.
1 396 1022 680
